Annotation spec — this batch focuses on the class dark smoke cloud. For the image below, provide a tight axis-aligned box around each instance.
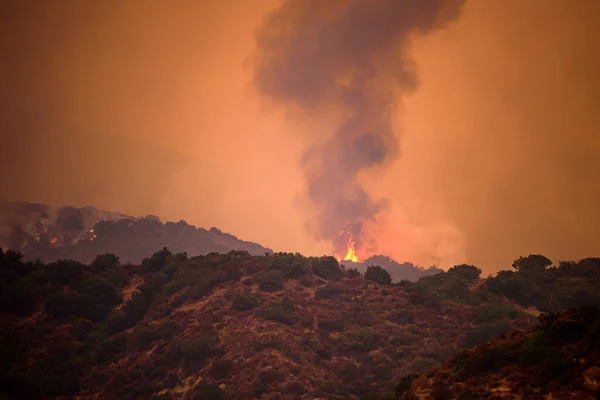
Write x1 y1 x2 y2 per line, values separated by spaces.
253 0 465 253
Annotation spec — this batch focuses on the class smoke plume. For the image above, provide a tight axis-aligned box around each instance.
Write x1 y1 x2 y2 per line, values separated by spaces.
253 0 465 256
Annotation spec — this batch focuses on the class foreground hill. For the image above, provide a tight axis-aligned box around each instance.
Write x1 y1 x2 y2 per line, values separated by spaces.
0 249 599 399
396 306 600 399
0 202 272 263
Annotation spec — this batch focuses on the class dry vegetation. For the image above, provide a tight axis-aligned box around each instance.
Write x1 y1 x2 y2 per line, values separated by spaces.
1 248 599 399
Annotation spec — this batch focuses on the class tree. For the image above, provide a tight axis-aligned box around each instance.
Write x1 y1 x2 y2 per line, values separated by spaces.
512 254 552 273
364 265 392 285
90 253 120 272
312 256 344 281
141 247 172 272
448 264 482 282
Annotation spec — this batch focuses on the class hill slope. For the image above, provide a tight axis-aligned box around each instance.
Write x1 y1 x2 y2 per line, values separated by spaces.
1 249 599 399
396 306 600 399
0 202 272 263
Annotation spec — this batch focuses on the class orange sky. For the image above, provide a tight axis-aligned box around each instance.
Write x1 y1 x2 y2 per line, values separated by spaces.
1 1 599 273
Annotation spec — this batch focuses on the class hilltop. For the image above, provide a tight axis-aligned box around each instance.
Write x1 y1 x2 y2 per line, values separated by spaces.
0 202 272 264
1 248 599 399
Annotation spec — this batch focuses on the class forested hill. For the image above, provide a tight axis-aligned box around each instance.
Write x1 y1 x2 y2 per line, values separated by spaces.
1 248 599 399
0 202 272 264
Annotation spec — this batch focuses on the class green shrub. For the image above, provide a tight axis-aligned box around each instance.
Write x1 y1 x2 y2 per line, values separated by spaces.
79 276 122 306
317 317 347 332
266 252 310 278
45 259 84 285
312 256 344 281
0 282 37 316
315 282 350 300
302 332 332 360
253 270 286 292
175 334 213 368
231 290 261 311
335 328 379 353
447 264 482 282
210 359 234 379
474 302 519 324
459 320 511 348
142 248 173 273
256 300 297 325
364 265 392 285
90 253 120 272
408 357 436 374
191 383 224 400
387 310 415 325
346 268 362 278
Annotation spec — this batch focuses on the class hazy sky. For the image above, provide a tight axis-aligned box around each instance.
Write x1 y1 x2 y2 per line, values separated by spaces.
1 1 599 273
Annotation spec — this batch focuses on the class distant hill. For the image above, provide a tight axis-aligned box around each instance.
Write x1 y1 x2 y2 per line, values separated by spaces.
0 202 272 263
1 248 599 399
342 255 442 283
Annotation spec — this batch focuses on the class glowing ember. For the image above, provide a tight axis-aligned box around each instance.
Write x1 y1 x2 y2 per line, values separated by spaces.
90 229 97 241
49 237 59 246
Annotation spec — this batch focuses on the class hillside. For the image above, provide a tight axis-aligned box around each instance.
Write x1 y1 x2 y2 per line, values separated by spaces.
0 202 272 263
395 306 600 399
1 249 599 399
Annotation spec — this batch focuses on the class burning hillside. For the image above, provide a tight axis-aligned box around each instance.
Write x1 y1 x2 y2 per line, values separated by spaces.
0 202 272 264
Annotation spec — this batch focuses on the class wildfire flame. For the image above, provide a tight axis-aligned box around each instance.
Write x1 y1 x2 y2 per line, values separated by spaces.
90 229 97 241
49 237 59 246
342 236 359 262
335 228 360 263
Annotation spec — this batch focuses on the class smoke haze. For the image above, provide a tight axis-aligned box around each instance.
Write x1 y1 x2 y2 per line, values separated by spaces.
1 1 599 272
252 0 465 259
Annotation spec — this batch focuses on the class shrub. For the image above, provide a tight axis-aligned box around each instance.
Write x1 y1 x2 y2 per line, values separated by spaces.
266 252 310 278
79 276 122 306
45 259 85 285
335 328 379 353
339 361 360 382
447 264 482 282
408 357 437 374
315 282 350 300
90 253 120 272
317 317 347 332
512 254 552 272
459 320 511 348
0 282 37 316
210 359 234 379
142 248 173 273
364 265 392 285
131 325 162 350
175 334 213 368
312 256 344 281
474 302 518 324
191 383 224 400
387 310 415 325
302 332 332 360
231 290 261 311
256 300 297 325
253 270 286 292
346 268 362 278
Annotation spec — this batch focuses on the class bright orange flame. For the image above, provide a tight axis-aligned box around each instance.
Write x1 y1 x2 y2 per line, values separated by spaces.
335 232 360 262
343 236 359 262
90 229 97 241
49 237 59 246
